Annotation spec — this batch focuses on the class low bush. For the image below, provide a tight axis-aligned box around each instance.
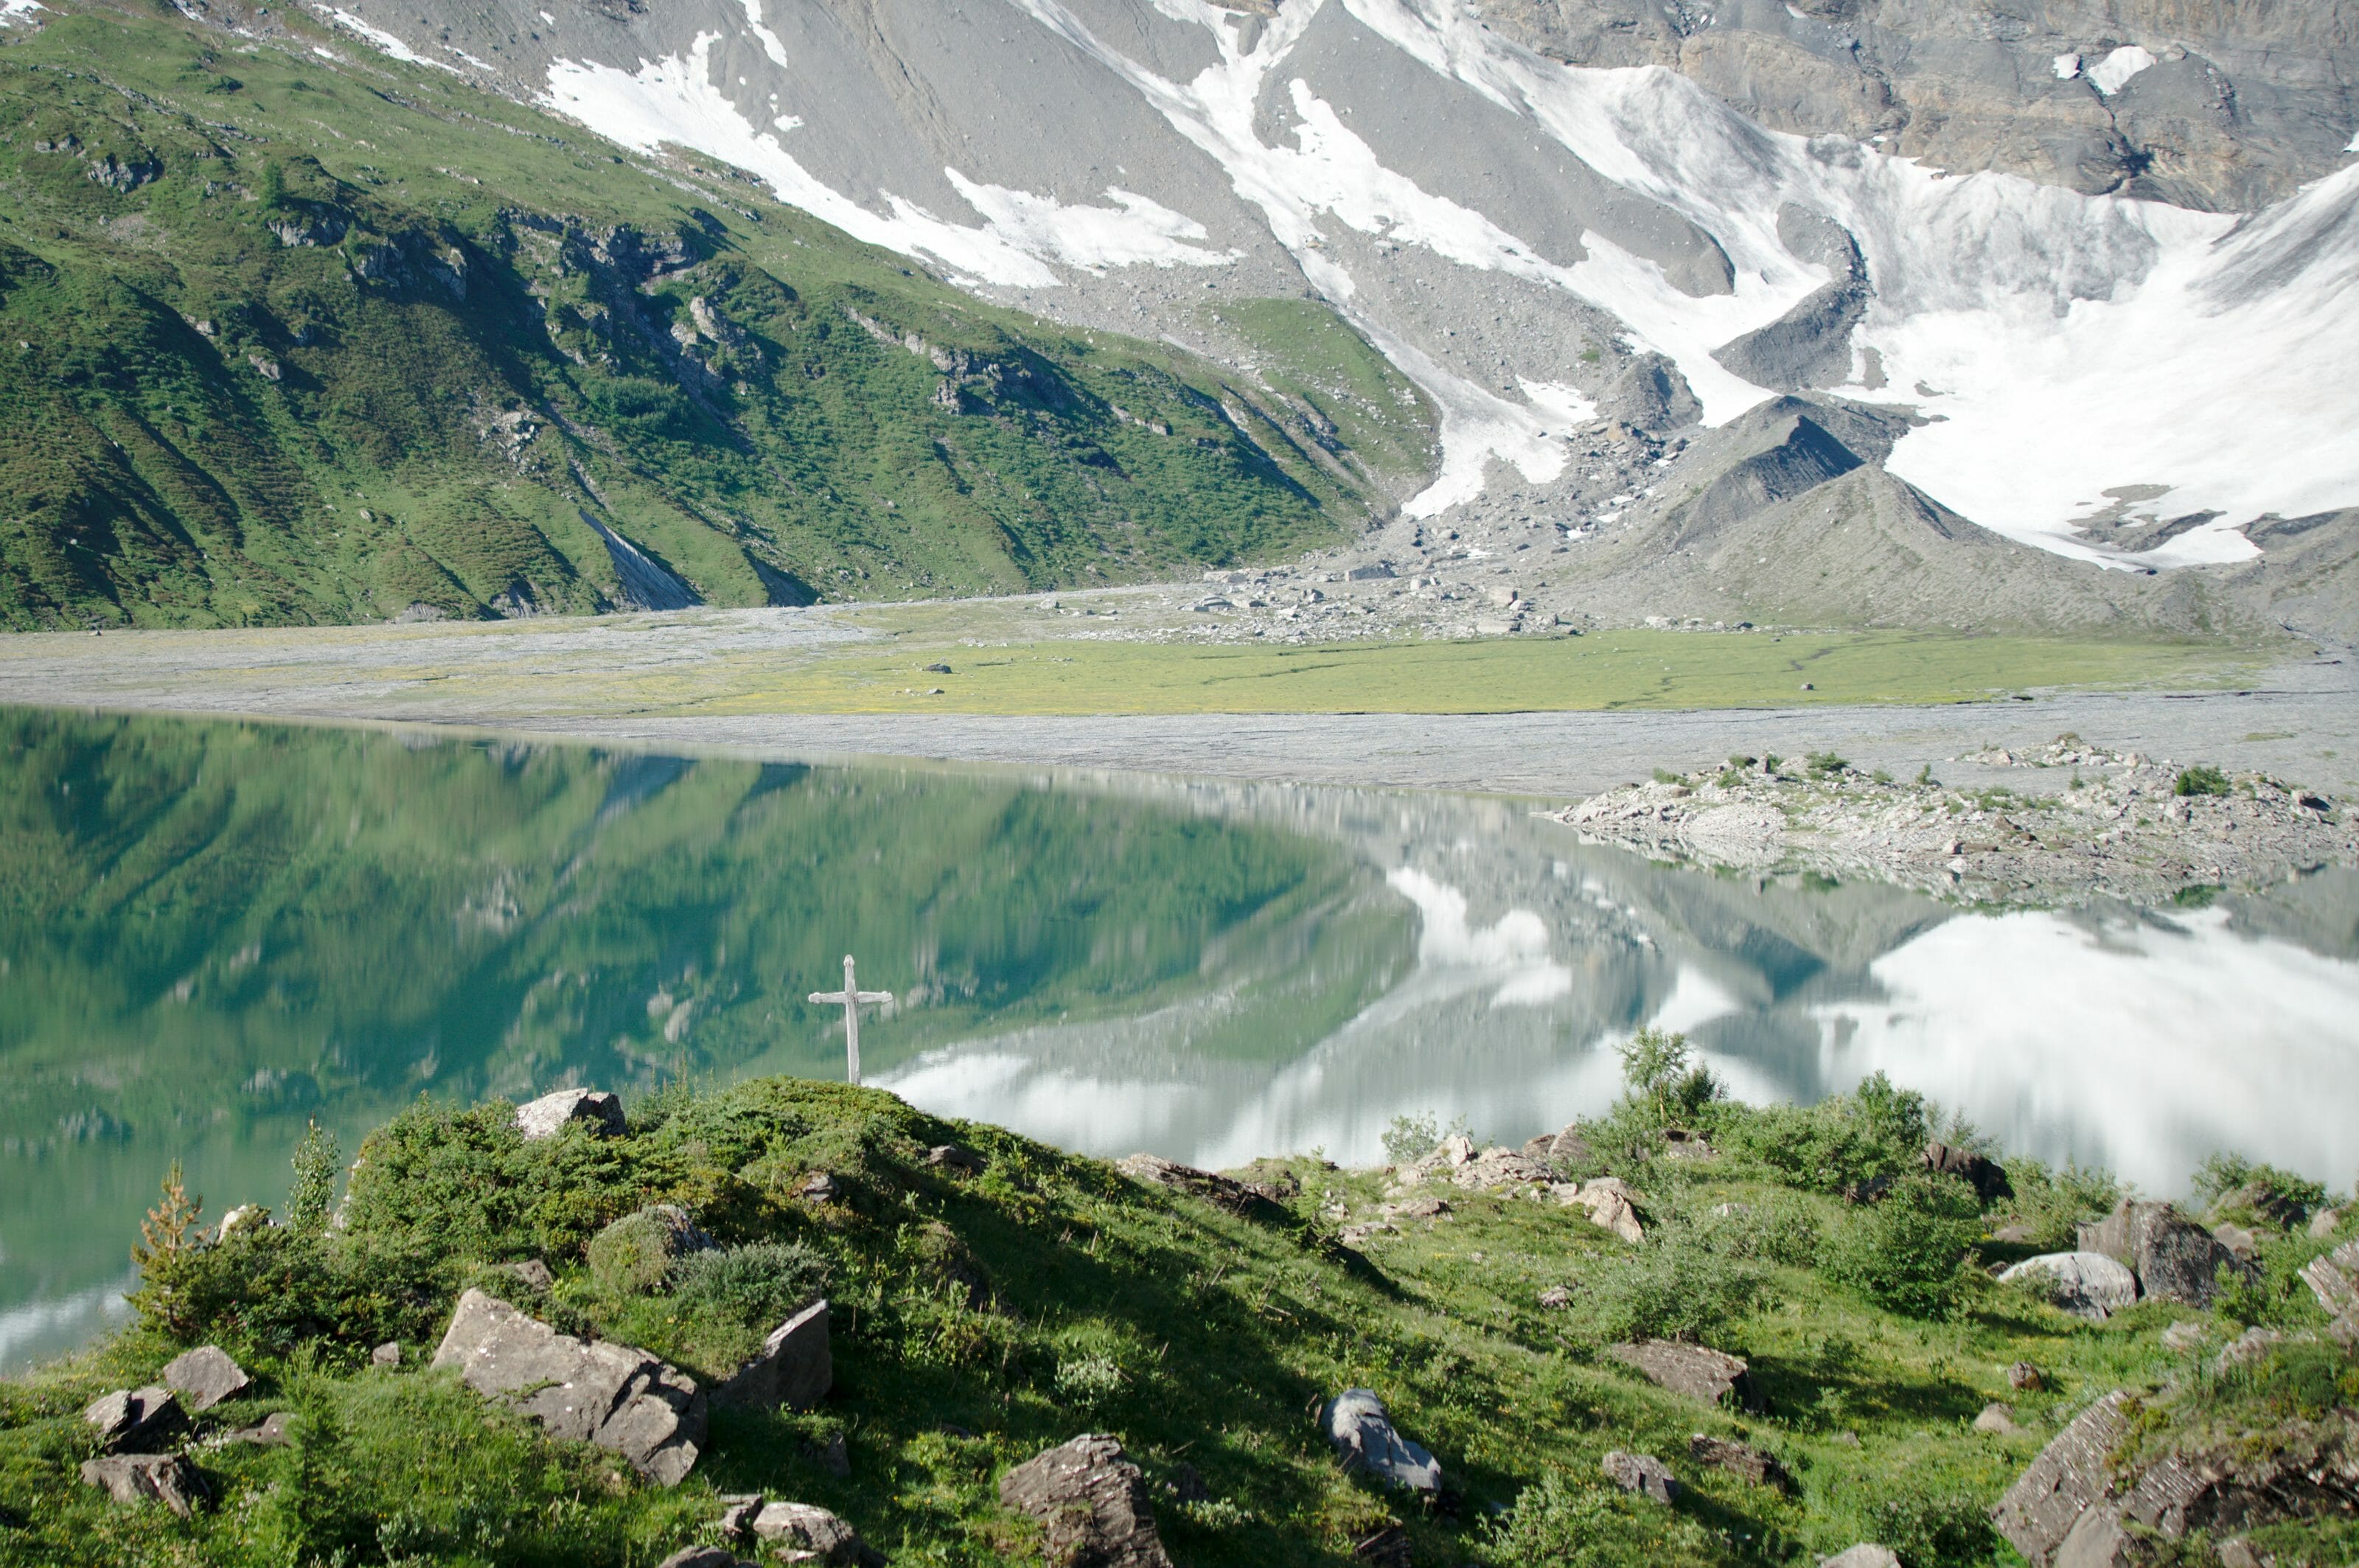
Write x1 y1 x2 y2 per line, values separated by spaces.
1715 1073 1930 1195
1559 1224 1765 1350
1824 1175 1982 1319
1865 1482 2001 1568
2174 764 2231 798
1476 1472 1734 1567
2000 1157 2128 1247
2191 1152 2327 1225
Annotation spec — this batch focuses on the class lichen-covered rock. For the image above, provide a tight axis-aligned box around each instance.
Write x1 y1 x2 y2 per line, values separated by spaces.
161 1345 251 1413
2077 1199 2255 1308
1319 1389 1443 1495
1609 1339 1763 1412
1522 1121 1595 1173
997 1434 1174 1568
431 1289 705 1485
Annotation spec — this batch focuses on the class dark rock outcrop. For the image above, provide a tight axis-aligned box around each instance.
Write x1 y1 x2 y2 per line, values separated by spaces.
2078 1199 2257 1308
1923 1141 2012 1204
1116 1153 1283 1222
1601 1449 1679 1504
1688 1432 1791 1492
998 1434 1174 1568
80 1453 206 1518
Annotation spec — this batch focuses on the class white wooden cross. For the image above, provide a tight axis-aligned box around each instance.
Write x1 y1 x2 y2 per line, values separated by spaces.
809 954 891 1086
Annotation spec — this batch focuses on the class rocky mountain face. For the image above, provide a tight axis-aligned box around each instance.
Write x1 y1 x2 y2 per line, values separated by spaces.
294 0 2359 627
1479 0 2359 213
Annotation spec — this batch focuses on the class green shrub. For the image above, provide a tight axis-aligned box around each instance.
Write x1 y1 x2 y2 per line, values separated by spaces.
1381 1111 1466 1165
2175 764 2231 797
2000 1158 2126 1248
130 1226 445 1357
1716 1073 1929 1195
2190 1153 2327 1225
1477 1473 1732 1567
286 1119 341 1238
1562 1224 1764 1349
669 1241 829 1327
1866 1482 2001 1568
586 1207 709 1297
1808 750 1848 775
1825 1175 1982 1319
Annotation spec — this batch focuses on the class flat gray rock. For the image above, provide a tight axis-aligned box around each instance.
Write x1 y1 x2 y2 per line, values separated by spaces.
431 1289 705 1485
1822 1549 1902 1568
713 1298 832 1412
1600 1449 1679 1504
1318 1389 1442 1495
161 1345 251 1413
515 1087 625 1140
1998 1252 2140 1320
749 1501 882 1565
998 1434 1173 1568
80 1453 206 1519
83 1386 188 1453
1608 1339 1763 1412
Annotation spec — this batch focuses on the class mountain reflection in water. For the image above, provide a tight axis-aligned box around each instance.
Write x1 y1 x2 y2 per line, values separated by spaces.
3 708 2355 1370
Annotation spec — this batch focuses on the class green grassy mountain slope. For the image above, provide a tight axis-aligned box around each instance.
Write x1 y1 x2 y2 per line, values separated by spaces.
0 2 1435 630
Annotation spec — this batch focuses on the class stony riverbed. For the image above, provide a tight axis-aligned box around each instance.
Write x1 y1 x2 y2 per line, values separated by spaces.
1553 734 2359 908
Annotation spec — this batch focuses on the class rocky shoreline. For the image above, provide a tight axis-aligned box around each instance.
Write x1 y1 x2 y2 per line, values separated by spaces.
1551 734 2358 908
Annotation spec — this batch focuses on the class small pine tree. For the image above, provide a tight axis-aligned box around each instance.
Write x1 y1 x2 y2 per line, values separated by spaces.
130 1162 203 1337
288 1119 341 1236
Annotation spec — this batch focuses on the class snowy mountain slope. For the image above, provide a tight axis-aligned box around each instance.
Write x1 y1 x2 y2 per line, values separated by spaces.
313 0 2359 576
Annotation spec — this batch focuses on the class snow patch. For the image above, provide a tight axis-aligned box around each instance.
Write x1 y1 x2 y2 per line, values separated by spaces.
2052 52 2081 80
737 0 789 70
327 9 458 72
0 0 43 27
2088 45 2156 95
541 36 1229 287
446 46 495 73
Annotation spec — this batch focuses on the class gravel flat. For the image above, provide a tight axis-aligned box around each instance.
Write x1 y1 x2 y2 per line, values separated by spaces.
4 614 2352 801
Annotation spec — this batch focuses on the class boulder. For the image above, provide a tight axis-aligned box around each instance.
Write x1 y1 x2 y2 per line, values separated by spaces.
713 1298 832 1411
1446 1146 1557 1191
925 1143 987 1176
2009 1361 2046 1391
431 1289 705 1485
1115 1154 1283 1221
2214 1325 2285 1373
1923 1141 2012 1204
2311 1205 2345 1238
2077 1199 2255 1308
1822 1549 1902 1568
1974 1402 2024 1435
1319 1389 1443 1495
1600 1449 1679 1505
1992 1391 2131 1564
2212 1222 2258 1261
1608 1340 1763 1412
2215 1180 2307 1230
80 1453 206 1519
83 1387 189 1453
504 1258 557 1293
1997 1252 2139 1320
655 1550 753 1568
1688 1433 1791 1492
515 1087 625 1140
997 1434 1174 1568
223 1412 293 1447
1521 1122 1595 1173
160 1346 250 1413
749 1502 884 1565
372 1342 402 1368
215 1204 271 1241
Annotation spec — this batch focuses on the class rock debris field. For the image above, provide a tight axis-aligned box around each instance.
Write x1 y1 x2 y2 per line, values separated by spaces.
1556 734 2358 907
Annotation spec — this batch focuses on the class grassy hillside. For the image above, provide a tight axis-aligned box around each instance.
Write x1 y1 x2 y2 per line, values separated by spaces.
0 2 1434 630
2 1046 2352 1564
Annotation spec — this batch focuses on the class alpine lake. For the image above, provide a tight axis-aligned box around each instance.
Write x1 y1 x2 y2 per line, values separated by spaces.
4 708 2355 1370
